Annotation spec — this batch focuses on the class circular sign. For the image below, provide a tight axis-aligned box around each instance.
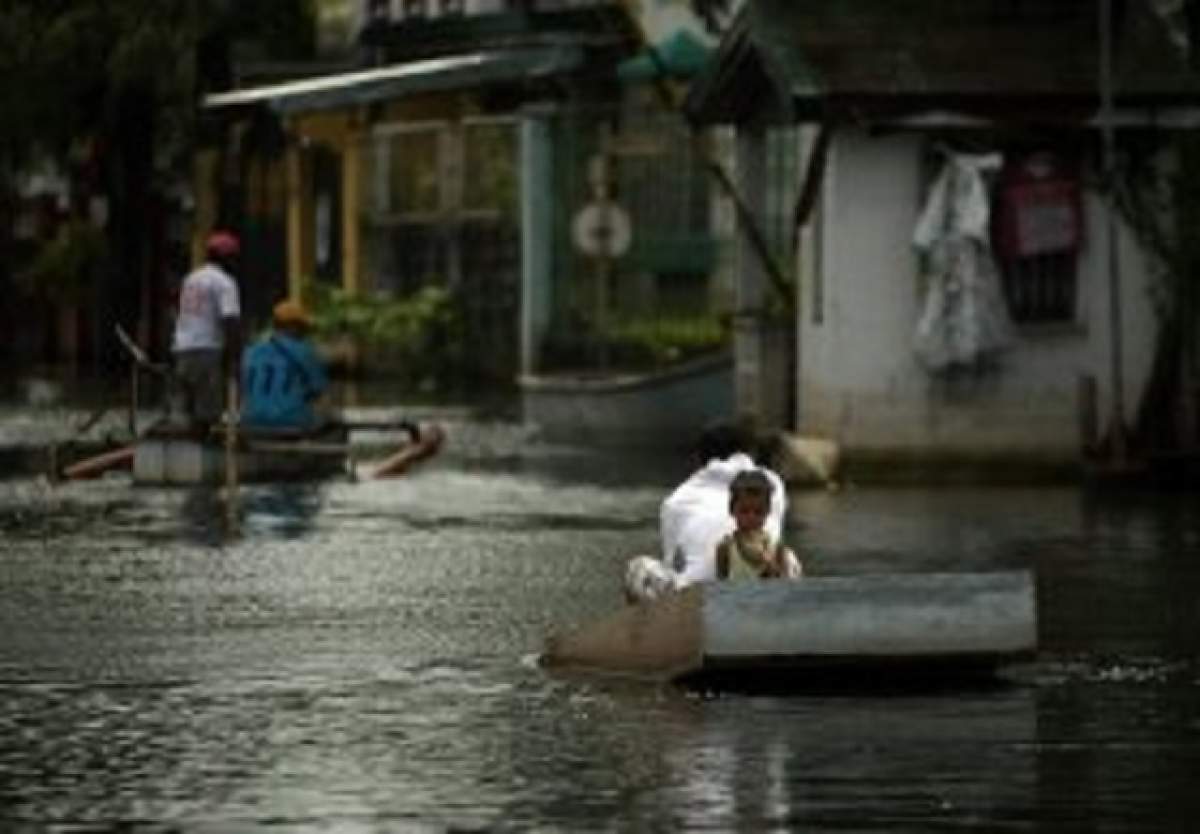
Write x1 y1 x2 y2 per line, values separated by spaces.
572 200 633 259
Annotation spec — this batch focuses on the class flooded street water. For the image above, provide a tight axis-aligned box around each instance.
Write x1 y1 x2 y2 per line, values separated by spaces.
1 413 1199 831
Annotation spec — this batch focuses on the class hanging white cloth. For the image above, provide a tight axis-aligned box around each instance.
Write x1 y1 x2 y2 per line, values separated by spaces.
912 152 1015 373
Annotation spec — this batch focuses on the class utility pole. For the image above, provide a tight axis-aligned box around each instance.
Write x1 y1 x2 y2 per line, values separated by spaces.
1100 0 1128 462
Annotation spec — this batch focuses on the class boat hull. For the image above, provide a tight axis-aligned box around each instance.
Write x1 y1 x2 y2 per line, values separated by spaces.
519 352 733 447
543 570 1038 685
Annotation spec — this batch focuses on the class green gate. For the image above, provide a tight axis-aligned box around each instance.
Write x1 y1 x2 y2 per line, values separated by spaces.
539 105 734 374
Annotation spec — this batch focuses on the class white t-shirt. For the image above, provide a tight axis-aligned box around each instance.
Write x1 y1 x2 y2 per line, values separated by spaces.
172 264 240 352
659 453 786 587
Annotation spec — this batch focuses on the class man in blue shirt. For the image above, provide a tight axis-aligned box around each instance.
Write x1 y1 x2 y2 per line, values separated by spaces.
241 299 330 430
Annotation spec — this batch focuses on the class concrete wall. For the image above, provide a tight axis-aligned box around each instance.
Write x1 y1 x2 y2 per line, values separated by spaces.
796 128 1161 463
520 353 733 446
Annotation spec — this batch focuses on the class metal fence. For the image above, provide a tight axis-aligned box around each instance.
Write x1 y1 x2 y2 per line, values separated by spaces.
539 105 736 374
360 116 521 384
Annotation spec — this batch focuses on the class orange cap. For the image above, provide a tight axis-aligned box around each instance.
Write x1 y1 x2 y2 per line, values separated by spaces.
272 299 312 327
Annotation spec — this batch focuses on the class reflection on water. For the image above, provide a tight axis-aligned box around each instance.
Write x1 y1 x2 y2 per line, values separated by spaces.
1 425 1199 831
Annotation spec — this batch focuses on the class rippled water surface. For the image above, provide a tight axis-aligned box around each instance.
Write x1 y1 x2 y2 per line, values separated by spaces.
2 416 1199 831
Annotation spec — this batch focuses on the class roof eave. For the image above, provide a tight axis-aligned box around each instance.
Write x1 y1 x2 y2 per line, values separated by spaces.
204 45 585 117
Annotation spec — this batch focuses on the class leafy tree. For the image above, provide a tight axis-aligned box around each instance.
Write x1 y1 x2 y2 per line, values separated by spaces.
0 0 317 368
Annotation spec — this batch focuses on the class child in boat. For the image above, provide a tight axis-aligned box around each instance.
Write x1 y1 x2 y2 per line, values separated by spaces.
715 469 802 580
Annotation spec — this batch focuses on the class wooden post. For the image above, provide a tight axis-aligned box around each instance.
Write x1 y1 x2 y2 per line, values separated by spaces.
130 360 139 438
224 375 239 534
1099 0 1128 462
595 254 611 370
341 136 362 296
340 131 363 374
520 105 556 377
285 135 312 302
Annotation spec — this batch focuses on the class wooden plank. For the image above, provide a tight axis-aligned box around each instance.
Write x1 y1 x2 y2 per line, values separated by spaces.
243 441 352 456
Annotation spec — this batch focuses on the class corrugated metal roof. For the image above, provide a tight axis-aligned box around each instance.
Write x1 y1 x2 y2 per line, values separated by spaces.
204 45 584 115
686 0 1200 124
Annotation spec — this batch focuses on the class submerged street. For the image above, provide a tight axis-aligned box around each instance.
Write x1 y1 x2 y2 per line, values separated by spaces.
1 410 1198 831
4 0 1200 829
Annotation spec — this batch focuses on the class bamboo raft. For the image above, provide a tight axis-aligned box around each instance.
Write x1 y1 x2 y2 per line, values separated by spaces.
127 421 445 485
57 421 445 484
59 326 446 485
132 424 352 485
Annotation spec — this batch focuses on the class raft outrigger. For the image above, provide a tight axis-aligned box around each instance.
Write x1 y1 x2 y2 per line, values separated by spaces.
542 570 1038 686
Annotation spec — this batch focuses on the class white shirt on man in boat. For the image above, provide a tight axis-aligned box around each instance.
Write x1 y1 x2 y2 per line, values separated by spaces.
623 453 801 605
172 264 240 353
660 452 788 587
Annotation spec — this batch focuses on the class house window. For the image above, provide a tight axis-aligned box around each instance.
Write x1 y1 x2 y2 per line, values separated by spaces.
462 119 518 214
370 124 449 295
998 252 1077 323
992 152 1083 324
383 127 443 217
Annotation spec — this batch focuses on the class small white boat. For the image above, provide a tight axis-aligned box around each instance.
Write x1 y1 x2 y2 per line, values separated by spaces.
542 570 1037 686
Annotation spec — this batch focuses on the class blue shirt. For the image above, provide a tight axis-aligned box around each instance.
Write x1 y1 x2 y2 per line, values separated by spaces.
240 333 329 429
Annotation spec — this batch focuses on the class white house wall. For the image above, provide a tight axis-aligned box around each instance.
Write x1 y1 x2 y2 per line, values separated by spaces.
622 0 718 45
797 128 1161 460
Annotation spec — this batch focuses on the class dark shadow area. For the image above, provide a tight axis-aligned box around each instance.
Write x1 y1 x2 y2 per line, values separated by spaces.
677 658 1032 697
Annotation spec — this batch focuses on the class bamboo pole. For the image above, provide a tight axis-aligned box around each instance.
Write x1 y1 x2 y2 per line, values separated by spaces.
224 375 239 534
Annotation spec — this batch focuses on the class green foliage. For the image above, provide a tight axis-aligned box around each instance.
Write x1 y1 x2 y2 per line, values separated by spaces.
463 122 519 218
304 282 467 386
542 312 729 372
0 2 189 159
0 0 317 172
16 220 108 305
609 314 728 364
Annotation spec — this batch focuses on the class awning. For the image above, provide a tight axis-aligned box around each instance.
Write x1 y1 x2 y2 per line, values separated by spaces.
204 45 584 115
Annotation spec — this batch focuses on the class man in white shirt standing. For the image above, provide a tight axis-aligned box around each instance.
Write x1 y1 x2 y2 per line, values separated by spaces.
624 419 800 603
171 230 242 433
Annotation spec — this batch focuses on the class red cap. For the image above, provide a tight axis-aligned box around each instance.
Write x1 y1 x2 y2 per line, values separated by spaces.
205 230 240 258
